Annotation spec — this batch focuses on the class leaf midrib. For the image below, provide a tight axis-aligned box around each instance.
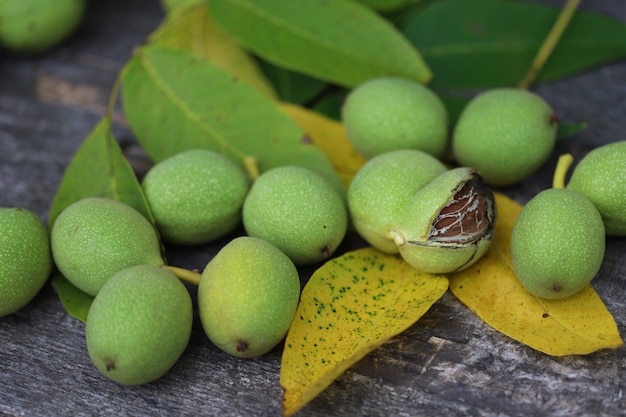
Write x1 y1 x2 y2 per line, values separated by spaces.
222 0 418 73
137 47 248 163
421 39 626 58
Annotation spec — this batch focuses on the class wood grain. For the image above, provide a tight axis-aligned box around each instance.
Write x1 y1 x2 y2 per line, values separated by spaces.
1 1 625 416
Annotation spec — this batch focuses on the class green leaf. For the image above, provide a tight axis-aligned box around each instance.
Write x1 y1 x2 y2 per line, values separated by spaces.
258 60 328 105
536 6 626 82
48 118 153 227
279 103 366 189
354 0 422 12
438 93 471 127
557 121 587 139
383 0 436 30
149 2 278 100
51 271 93 323
207 0 431 87
309 89 345 121
121 44 344 194
48 118 152 322
161 0 205 14
405 0 626 89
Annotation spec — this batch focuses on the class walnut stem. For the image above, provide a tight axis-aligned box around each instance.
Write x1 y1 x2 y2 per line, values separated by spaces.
517 0 581 89
552 153 574 189
161 265 202 286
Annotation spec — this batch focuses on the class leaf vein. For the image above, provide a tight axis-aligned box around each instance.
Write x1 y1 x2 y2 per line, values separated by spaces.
137 48 246 161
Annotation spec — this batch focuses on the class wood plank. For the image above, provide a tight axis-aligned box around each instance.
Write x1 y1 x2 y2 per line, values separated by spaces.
1 1 625 416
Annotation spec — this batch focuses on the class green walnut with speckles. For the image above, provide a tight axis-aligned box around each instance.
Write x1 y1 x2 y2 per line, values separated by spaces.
51 197 164 296
452 88 558 186
347 149 447 254
511 188 605 300
198 236 301 358
243 166 348 265
0 0 86 54
86 264 193 385
341 77 449 159
0 207 52 316
142 149 250 245
387 167 495 274
566 141 626 236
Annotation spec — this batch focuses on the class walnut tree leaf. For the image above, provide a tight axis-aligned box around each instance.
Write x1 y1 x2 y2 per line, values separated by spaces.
149 1 277 99
48 118 153 323
48 118 153 228
207 0 432 88
405 0 626 89
281 247 448 416
50 272 92 323
121 44 344 194
278 103 366 190
449 192 623 356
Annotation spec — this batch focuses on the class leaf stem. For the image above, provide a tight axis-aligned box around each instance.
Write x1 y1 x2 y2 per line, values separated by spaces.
518 0 581 89
244 156 260 181
552 153 574 189
162 265 202 286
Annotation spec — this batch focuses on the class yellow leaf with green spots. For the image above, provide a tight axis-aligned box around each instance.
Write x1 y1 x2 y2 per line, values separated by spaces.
280 247 448 416
449 192 623 356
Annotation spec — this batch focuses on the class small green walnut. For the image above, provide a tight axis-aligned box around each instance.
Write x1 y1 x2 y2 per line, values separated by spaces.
452 88 558 186
387 167 495 273
0 0 86 54
347 149 447 253
341 77 449 159
0 208 52 316
511 188 605 300
142 149 250 245
566 141 626 236
242 166 348 265
198 236 301 358
51 197 164 296
86 264 193 385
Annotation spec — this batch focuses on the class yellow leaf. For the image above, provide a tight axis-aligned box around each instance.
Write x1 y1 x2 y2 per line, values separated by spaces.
281 247 448 416
279 103 366 189
449 192 623 356
149 3 277 99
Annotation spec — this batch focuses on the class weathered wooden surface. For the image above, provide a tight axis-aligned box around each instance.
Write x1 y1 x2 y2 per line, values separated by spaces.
1 1 625 416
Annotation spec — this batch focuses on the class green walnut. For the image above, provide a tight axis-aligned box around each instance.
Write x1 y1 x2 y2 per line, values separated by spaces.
341 77 449 159
86 264 193 385
566 141 626 236
51 197 164 296
142 149 250 245
511 188 605 299
0 0 86 54
387 167 495 273
242 166 348 265
347 149 447 253
452 88 558 186
0 208 52 316
198 236 301 358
